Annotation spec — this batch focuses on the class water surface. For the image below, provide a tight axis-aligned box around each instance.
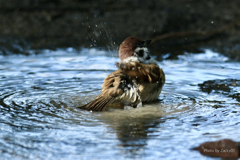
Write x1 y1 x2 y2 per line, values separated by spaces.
0 48 240 160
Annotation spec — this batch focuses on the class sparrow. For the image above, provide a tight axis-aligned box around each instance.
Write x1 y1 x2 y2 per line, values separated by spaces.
79 36 165 111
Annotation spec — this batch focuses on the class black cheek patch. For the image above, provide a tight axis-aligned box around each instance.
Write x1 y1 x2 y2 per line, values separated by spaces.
137 50 144 57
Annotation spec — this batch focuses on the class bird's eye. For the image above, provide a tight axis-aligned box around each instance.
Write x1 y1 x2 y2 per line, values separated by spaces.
137 50 144 57
136 42 144 47
136 43 141 47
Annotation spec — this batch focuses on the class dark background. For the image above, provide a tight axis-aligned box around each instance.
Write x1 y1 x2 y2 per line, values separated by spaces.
0 0 240 60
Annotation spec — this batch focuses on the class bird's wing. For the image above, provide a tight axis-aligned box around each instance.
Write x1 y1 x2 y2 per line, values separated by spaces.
79 70 126 111
79 96 114 111
79 62 165 112
117 61 165 84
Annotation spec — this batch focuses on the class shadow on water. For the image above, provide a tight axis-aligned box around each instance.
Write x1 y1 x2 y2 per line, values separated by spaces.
94 101 192 157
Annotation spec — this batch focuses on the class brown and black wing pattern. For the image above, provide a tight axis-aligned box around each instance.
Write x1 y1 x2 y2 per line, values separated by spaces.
79 62 165 111
79 70 125 111
79 96 114 111
117 61 165 84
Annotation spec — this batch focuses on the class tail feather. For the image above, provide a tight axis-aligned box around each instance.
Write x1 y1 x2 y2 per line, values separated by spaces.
79 97 113 111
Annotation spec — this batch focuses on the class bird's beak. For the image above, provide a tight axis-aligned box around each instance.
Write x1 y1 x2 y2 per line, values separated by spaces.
144 40 152 46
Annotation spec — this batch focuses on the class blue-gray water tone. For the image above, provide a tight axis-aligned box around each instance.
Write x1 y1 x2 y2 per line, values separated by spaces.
0 48 240 160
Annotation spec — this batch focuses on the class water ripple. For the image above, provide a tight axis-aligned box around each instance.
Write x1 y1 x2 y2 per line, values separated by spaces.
0 48 240 159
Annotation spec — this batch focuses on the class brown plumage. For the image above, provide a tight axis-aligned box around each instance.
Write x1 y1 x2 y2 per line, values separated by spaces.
119 37 143 60
79 36 165 111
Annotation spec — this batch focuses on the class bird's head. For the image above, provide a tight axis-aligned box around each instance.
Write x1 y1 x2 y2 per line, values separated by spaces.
119 36 157 65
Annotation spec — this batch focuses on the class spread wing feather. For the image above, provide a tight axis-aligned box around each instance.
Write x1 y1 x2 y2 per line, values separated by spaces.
79 70 125 111
79 97 114 111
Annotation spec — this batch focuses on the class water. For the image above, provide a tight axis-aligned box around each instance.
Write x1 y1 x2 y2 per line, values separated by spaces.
0 48 240 160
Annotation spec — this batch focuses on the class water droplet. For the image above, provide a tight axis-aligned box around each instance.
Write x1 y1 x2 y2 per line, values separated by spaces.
136 102 142 108
211 21 214 24
132 67 135 70
138 66 141 69
156 81 159 83
95 25 98 27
